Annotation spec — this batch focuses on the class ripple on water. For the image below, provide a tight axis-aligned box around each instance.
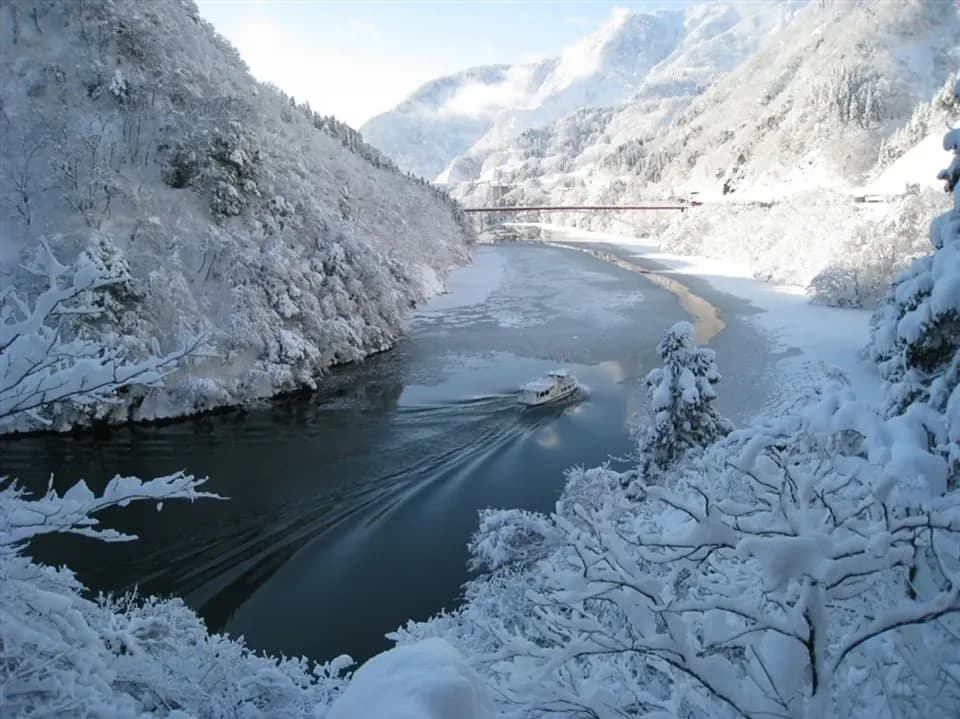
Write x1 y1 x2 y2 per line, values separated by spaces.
8 243 696 664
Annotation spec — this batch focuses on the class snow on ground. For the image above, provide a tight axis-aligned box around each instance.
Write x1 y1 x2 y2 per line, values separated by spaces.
327 638 492 719
862 132 952 196
522 223 883 404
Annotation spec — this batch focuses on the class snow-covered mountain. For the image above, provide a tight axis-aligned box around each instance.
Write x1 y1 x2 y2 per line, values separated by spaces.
434 1 958 300
360 63 551 181
444 2 799 187
0 0 474 429
452 0 959 204
620 0 960 195
361 3 796 183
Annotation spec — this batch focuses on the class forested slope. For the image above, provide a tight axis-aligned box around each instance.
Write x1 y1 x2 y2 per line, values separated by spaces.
0 0 474 431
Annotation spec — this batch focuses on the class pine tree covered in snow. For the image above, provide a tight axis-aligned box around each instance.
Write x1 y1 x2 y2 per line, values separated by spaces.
868 111 960 481
309 110 399 171
879 72 960 168
813 62 889 129
635 321 732 476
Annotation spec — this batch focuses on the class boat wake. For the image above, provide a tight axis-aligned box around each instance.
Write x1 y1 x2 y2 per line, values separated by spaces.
102 392 569 630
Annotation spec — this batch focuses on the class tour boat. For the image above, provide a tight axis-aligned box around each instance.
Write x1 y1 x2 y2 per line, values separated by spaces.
519 369 579 406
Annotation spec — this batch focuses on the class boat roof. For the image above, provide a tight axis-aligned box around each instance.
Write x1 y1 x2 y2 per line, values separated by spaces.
522 379 555 392
547 369 570 378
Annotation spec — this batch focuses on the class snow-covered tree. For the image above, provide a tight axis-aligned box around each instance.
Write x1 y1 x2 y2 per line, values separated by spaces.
867 111 960 481
395 382 960 719
635 321 733 477
815 63 889 129
1 242 200 433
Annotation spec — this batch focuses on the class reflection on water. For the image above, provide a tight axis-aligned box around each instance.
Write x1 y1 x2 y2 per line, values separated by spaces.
4 244 694 663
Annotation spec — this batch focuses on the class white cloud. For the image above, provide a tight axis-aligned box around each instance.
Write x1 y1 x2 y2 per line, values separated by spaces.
436 55 564 119
439 65 538 118
216 15 437 127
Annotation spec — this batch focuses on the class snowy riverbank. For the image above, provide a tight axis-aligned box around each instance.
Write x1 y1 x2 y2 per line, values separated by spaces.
0 0 475 435
518 223 883 405
380 185 958 717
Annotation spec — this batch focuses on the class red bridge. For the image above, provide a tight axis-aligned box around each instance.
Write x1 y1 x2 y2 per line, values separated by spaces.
463 202 700 213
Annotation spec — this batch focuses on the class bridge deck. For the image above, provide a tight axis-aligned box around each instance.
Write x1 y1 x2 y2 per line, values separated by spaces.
463 203 699 213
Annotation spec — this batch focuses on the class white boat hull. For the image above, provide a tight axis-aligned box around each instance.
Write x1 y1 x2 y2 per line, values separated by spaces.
519 373 579 406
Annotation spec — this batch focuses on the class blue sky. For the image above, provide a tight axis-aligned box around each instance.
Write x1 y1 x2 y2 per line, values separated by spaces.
195 1 696 127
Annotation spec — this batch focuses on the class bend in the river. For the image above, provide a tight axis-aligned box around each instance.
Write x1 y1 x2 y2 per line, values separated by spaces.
7 237 775 664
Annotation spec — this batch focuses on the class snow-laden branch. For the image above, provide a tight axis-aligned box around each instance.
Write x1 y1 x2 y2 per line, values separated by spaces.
442 398 960 718
831 587 960 671
0 243 203 432
0 472 221 546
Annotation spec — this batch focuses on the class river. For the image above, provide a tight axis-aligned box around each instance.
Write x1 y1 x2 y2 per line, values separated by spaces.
3 239 774 664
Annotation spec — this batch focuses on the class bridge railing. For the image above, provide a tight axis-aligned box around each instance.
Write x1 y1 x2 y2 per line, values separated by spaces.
462 202 701 213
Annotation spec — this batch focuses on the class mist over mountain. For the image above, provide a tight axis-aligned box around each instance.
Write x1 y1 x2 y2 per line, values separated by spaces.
361 3 797 183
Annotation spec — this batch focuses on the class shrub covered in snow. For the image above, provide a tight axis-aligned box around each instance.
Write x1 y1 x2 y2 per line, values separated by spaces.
0 472 353 718
468 508 558 572
394 381 960 719
635 321 732 476
807 188 944 308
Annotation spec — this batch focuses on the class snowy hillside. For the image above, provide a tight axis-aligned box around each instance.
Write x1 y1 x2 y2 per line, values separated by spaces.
445 1 797 188
441 1 958 305
360 63 552 181
362 3 793 183
452 1 958 202
0 0 474 431
627 0 960 195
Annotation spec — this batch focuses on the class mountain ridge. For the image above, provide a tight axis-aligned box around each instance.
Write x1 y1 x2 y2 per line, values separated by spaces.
0 0 474 430
361 2 799 183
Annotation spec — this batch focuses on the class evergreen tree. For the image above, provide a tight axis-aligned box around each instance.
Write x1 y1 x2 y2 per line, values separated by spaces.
867 91 960 482
635 321 733 477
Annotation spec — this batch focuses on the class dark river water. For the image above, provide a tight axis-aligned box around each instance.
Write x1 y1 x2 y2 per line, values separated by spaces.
2 241 772 664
